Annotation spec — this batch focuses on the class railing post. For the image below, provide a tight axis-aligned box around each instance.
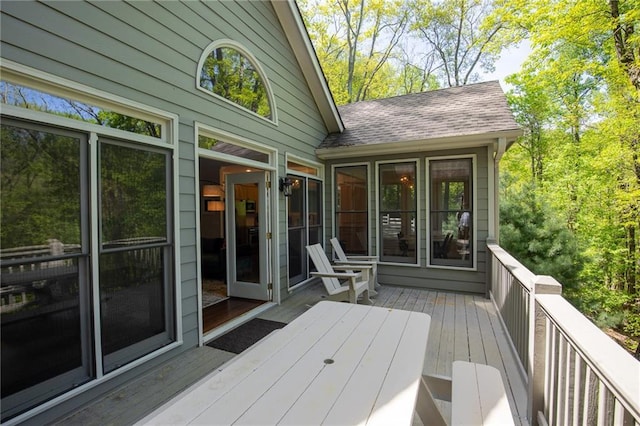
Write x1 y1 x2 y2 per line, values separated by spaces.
485 239 496 300
528 275 562 426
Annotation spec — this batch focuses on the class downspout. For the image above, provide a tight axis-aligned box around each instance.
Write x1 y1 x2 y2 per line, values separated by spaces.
491 137 507 244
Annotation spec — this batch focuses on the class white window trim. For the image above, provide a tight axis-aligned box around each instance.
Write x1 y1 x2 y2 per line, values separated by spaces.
425 154 478 271
196 39 278 125
375 158 421 267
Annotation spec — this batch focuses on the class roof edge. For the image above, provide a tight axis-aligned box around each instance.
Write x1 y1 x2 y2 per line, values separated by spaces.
316 129 523 160
272 0 344 133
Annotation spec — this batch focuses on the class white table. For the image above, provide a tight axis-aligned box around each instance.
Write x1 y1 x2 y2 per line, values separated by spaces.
141 301 431 425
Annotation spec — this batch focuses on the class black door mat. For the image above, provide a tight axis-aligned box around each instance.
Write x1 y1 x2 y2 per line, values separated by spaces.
207 318 287 354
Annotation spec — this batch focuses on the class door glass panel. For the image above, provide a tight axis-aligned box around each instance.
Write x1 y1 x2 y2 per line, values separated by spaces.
288 228 304 280
288 177 305 284
308 179 322 263
234 183 260 283
335 166 368 255
0 123 91 420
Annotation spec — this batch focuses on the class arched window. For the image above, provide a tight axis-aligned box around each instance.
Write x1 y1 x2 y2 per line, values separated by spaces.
197 40 275 122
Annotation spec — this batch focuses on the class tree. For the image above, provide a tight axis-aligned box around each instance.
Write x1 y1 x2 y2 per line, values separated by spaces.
299 0 411 103
496 0 639 348
500 182 583 290
505 73 554 185
411 0 507 87
495 0 639 295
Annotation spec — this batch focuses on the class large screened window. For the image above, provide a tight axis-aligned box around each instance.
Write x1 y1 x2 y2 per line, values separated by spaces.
198 42 274 121
99 141 174 373
0 73 176 420
335 165 368 255
429 158 473 268
0 121 92 420
378 162 417 264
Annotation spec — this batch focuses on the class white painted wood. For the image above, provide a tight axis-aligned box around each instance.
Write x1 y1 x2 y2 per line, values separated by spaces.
140 301 431 426
330 236 379 293
416 376 448 426
451 361 514 426
306 243 371 304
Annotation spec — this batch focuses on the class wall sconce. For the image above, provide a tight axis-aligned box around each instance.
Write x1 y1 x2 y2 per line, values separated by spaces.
279 177 293 197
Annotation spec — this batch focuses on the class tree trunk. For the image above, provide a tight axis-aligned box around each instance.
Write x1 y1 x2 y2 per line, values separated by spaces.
610 0 640 90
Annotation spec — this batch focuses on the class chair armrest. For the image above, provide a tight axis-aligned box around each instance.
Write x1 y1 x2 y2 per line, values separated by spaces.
310 271 359 279
334 260 376 266
346 255 378 261
332 264 373 270
332 265 370 282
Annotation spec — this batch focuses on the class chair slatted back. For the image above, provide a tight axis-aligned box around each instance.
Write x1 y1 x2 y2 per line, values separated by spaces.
329 238 348 262
306 244 342 294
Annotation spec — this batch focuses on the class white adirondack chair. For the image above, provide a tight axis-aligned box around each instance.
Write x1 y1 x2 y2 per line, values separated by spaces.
330 237 380 295
306 243 372 304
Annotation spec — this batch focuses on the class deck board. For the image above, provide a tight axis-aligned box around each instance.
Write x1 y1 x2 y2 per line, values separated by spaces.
55 283 528 426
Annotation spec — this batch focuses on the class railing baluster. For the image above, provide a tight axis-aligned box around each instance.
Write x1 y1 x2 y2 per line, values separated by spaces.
572 354 582 426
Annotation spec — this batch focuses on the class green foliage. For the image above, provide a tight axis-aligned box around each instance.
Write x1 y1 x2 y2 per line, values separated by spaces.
624 311 640 339
568 280 631 329
500 183 583 290
1 124 82 248
100 143 167 243
496 0 639 339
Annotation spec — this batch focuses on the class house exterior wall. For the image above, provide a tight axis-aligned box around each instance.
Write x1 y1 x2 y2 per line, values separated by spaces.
0 1 328 422
324 146 492 295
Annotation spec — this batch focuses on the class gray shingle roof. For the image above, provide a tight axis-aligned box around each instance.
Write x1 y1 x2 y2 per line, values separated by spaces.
320 81 520 149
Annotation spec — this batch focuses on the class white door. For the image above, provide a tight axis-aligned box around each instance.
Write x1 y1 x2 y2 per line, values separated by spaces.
225 172 270 300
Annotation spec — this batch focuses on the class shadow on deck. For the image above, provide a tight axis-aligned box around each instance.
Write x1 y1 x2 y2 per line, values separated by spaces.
56 283 528 425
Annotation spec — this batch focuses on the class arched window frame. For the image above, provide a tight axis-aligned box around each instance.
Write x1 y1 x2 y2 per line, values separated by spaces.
196 39 277 125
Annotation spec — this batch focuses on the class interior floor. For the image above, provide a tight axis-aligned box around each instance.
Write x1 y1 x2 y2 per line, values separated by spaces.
202 298 266 333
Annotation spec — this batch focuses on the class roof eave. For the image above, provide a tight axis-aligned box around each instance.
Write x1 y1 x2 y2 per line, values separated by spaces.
272 0 344 133
316 129 523 160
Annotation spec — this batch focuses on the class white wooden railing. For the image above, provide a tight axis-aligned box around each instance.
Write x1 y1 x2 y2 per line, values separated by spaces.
487 241 640 426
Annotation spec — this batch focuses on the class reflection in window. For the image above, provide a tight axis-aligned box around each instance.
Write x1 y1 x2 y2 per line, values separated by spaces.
287 161 319 176
429 158 473 267
378 162 417 264
0 81 162 138
335 166 368 255
199 46 272 119
198 135 269 164
100 143 167 245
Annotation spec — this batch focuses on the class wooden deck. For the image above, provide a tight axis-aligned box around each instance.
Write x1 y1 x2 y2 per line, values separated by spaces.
55 283 528 425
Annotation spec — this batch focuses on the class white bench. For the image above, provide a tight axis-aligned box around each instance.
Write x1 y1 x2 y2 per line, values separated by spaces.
417 361 514 426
